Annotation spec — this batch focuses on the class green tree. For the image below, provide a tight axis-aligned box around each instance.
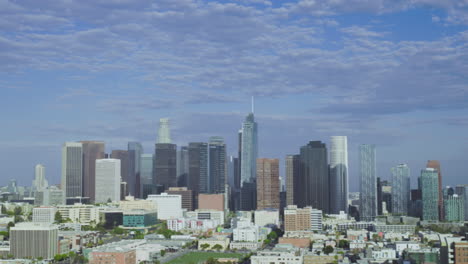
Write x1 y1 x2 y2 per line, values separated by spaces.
1 205 6 214
7 222 14 232
200 243 210 250
338 240 349 249
212 244 223 251
323 245 334 255
54 211 63 223
263 239 271 245
113 227 125 235
160 249 166 257
13 206 22 216
14 215 22 223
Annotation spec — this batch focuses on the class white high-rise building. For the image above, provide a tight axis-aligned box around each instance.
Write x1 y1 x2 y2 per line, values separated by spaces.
147 193 182 220
32 207 57 224
329 136 348 214
61 142 83 197
10 223 58 259
95 159 121 203
32 164 48 192
157 118 171 144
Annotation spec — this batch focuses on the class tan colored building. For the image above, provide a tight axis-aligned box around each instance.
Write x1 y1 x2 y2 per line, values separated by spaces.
89 249 136 264
166 187 193 211
256 158 280 210
278 237 310 248
284 205 311 232
119 199 156 211
455 242 468 264
198 193 224 211
303 254 342 264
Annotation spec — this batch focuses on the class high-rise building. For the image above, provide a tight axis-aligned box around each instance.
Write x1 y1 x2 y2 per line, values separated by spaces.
111 150 129 196
80 141 105 201
10 223 58 259
61 142 83 198
359 144 377 221
421 168 439 221
32 164 48 193
128 142 143 197
153 143 177 191
444 194 464 222
391 164 410 215
166 187 193 211
286 155 300 206
284 205 322 232
299 141 329 213
188 142 209 195
140 154 154 184
257 158 280 210
157 118 171 144
177 146 189 187
240 112 258 211
426 160 443 221
209 136 227 194
455 185 468 221
95 159 121 203
329 136 348 214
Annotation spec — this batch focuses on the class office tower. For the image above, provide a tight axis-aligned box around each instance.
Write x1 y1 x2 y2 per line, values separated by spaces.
455 185 468 221
153 143 177 191
177 146 189 187
80 141 105 201
420 168 439 221
409 189 423 218
256 158 280 210
286 155 300 206
110 150 129 195
61 142 83 198
377 177 383 215
240 112 258 211
299 141 329 212
391 164 410 215
95 159 121 203
426 160 443 221
157 118 171 144
140 154 154 184
329 136 349 214
32 164 48 192
128 142 143 197
32 207 57 224
359 144 377 221
209 136 227 193
188 142 209 194
444 193 464 222
10 223 58 259
166 187 193 211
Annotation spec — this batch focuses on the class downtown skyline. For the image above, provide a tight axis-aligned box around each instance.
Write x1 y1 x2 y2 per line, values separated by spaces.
0 0 467 190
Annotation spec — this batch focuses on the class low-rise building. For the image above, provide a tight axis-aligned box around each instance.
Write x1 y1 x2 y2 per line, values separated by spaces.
230 241 262 250
278 237 310 248
167 217 221 232
147 193 183 220
123 210 157 228
251 250 303 264
185 209 224 223
254 209 280 227
32 207 57 224
303 254 342 264
57 204 100 225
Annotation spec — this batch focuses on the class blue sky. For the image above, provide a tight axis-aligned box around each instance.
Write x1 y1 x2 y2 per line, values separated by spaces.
1 0 467 191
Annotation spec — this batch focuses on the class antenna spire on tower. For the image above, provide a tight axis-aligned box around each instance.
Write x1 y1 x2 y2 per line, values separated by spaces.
251 96 254 114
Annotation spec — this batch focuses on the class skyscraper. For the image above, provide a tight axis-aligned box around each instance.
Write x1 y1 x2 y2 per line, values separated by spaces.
421 168 439 221
153 143 177 191
240 112 258 210
285 154 300 206
157 118 171 144
391 164 410 215
359 144 377 221
329 136 349 214
299 141 329 212
455 185 468 221
61 142 83 198
128 142 143 197
209 136 227 194
188 142 209 209
32 164 48 193
95 159 121 203
444 192 464 222
110 150 129 195
140 154 154 184
256 158 280 210
426 160 443 221
80 141 105 201
177 146 189 187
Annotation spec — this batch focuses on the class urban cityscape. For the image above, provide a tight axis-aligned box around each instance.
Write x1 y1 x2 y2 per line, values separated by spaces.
1 1 468 264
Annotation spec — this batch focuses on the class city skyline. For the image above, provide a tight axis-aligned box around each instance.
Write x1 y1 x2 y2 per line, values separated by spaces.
1 0 467 191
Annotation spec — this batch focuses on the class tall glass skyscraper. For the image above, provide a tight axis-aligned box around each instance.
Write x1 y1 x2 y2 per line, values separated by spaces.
391 164 410 215
426 160 443 221
359 144 377 221
79 141 105 201
157 118 171 144
128 142 143 197
329 136 348 214
188 142 209 195
61 142 83 198
209 136 227 194
177 146 189 187
240 112 258 210
140 154 154 184
421 168 439 221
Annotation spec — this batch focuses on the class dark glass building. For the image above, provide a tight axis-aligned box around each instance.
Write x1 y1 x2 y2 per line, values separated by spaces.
128 142 143 198
209 137 227 194
153 143 177 191
80 141 105 202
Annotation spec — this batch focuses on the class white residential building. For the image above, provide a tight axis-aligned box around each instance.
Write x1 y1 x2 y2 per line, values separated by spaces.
95 159 121 203
372 249 397 260
255 209 280 227
167 218 221 232
32 207 57 224
251 250 303 264
147 193 182 220
185 210 225 223
57 204 100 224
